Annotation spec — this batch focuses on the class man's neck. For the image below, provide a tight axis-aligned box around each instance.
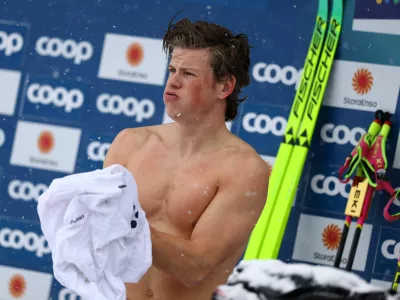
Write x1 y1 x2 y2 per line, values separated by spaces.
172 116 228 161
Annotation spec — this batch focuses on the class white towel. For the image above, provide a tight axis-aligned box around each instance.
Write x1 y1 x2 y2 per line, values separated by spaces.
37 164 152 300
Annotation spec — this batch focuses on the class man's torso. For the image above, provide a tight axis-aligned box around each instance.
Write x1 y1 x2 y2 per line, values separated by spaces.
122 124 251 300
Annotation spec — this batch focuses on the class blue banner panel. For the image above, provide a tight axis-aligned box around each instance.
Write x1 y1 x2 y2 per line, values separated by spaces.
1 0 400 293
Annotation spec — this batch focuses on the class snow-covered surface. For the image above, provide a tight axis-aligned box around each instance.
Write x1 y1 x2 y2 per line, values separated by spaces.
213 259 399 300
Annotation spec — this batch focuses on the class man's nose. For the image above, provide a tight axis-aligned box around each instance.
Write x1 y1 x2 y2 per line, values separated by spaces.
168 73 182 89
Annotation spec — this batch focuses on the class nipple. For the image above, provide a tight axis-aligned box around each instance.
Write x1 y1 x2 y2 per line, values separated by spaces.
146 289 154 297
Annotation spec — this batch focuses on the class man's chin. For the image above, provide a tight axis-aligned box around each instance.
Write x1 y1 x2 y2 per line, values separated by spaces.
164 109 185 123
162 109 177 124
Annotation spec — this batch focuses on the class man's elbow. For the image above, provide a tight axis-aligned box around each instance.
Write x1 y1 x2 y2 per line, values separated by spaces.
181 277 202 288
180 261 213 287
181 272 206 288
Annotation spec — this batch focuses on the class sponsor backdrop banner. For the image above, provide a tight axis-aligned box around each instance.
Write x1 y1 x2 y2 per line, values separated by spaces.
1 0 400 298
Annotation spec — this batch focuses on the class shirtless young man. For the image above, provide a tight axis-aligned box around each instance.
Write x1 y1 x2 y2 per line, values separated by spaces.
103 17 270 300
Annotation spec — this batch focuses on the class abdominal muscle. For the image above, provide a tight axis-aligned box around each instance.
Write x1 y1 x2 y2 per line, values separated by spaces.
124 220 245 300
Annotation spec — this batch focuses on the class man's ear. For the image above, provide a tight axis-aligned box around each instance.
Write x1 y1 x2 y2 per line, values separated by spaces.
217 75 236 100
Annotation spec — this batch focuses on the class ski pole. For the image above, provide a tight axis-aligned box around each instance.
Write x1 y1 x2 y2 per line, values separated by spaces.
358 112 400 292
334 169 371 269
333 214 351 268
346 113 392 270
334 111 383 268
345 182 374 271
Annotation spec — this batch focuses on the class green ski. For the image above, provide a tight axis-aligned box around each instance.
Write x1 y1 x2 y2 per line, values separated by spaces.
244 0 343 260
244 0 328 260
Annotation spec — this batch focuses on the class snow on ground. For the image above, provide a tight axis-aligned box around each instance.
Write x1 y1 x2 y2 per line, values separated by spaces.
213 259 396 300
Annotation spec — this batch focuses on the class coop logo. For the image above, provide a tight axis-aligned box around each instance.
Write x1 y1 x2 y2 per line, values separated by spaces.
252 63 301 87
0 128 5 147
0 228 50 257
87 141 110 162
35 36 93 65
242 112 287 136
310 174 351 198
8 180 48 202
0 31 24 56
320 124 366 146
352 68 373 95
96 93 156 122
27 83 84 113
126 42 144 67
322 224 342 251
8 273 26 298
59 288 81 300
382 239 400 260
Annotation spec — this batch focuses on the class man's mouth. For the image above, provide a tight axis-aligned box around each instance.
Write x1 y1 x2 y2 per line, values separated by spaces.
165 92 179 101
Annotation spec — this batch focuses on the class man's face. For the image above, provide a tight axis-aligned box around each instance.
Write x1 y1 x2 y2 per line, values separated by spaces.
163 47 220 121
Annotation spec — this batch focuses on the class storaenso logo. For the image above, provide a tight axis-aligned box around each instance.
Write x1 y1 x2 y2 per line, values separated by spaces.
320 124 366 146
352 69 373 95
311 174 351 198
382 240 400 260
87 141 110 162
344 98 377 108
314 224 348 265
96 93 155 122
252 63 301 87
344 68 377 108
242 113 286 135
27 83 84 113
59 288 81 300
306 18 340 122
8 180 48 202
293 16 325 118
35 36 93 65
0 228 50 257
0 31 23 56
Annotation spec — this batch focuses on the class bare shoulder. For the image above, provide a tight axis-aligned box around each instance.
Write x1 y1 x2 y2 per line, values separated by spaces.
220 136 271 186
103 124 165 168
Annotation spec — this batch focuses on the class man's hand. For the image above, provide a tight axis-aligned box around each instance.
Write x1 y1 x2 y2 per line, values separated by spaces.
149 224 203 287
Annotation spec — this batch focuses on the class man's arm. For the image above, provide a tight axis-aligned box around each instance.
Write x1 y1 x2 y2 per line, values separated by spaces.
150 153 270 287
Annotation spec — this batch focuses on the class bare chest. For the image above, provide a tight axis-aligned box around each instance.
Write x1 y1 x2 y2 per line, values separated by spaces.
126 149 220 235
